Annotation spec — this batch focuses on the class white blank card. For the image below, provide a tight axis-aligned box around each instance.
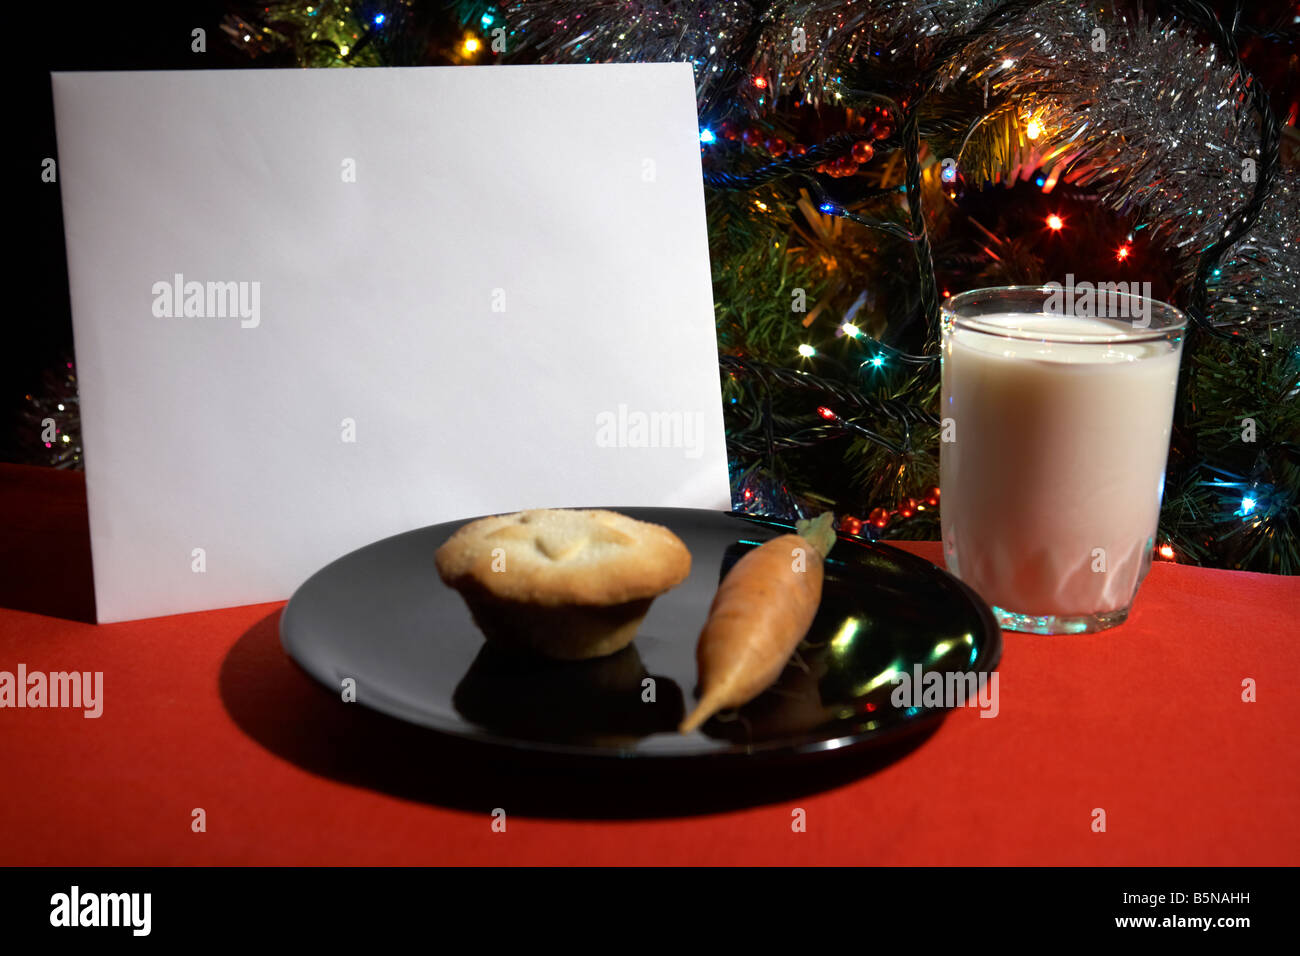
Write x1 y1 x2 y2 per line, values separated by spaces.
52 63 729 623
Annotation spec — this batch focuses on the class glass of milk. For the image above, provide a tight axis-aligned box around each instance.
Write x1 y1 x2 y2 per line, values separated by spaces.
940 285 1187 633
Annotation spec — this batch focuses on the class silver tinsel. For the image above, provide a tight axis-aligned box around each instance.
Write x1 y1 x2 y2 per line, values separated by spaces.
937 1 1292 325
500 1 997 112
757 1 997 108
1204 168 1299 329
495 0 1295 328
505 1 759 111
19 357 83 469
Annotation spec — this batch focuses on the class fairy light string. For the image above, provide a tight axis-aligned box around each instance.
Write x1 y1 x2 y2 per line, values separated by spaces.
200 0 1300 568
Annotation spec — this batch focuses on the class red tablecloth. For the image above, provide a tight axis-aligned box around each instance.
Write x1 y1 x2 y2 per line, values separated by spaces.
1 463 1297 865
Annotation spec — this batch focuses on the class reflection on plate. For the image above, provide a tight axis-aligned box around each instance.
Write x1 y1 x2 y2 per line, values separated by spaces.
453 643 684 748
281 508 1001 763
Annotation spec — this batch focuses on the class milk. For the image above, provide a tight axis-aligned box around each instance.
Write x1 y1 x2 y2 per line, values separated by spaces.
940 313 1183 619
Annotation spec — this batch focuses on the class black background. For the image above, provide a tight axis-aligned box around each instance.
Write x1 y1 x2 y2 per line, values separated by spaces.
12 2 235 463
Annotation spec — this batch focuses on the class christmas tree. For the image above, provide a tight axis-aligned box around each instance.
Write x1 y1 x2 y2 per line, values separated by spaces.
59 0 1289 573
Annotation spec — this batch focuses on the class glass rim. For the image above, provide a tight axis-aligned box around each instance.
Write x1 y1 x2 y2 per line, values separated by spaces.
943 284 1188 345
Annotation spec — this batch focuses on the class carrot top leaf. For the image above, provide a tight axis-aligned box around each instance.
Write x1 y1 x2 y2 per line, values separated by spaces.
794 512 836 560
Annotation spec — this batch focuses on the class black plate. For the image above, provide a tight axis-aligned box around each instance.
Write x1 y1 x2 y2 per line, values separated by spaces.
280 508 1000 763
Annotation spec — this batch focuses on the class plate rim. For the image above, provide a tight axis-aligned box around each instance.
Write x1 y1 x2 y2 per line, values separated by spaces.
280 508 1003 763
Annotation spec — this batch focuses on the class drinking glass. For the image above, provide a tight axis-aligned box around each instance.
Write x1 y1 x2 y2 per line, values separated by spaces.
939 285 1187 634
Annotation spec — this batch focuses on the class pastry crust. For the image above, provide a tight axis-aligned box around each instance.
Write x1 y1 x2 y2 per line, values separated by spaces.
435 509 692 661
435 509 691 606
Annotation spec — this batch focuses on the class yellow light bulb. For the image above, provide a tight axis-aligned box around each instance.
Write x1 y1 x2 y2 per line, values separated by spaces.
1025 119 1043 140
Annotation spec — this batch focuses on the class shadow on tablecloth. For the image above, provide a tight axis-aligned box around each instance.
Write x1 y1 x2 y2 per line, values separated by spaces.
218 608 942 820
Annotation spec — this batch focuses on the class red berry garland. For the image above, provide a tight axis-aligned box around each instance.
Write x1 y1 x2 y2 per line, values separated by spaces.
723 112 890 179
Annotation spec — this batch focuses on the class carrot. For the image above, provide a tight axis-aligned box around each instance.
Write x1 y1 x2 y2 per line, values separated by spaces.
679 512 836 734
